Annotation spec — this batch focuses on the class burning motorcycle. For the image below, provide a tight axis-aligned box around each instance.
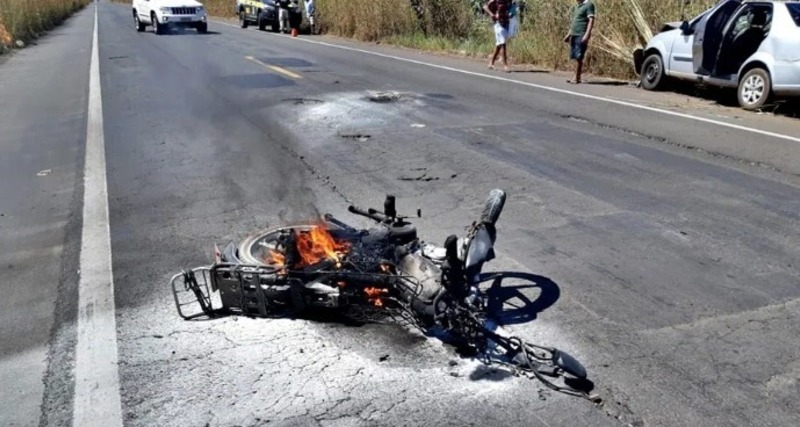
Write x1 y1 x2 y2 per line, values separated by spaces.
171 190 598 400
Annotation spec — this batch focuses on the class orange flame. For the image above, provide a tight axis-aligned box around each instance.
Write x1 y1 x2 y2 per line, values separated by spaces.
266 224 350 267
267 249 286 266
364 287 388 307
294 225 350 267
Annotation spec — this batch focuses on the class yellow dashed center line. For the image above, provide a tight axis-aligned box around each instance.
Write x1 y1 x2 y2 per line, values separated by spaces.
245 56 302 79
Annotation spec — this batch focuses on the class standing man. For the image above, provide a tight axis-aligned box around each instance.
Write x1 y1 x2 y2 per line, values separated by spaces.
484 0 513 72
563 0 596 84
305 0 315 33
278 0 290 33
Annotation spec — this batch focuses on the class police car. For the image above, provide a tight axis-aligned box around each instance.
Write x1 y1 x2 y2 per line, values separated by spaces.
236 0 280 32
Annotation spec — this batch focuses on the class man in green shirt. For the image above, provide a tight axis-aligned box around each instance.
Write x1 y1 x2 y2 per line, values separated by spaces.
562 0 596 84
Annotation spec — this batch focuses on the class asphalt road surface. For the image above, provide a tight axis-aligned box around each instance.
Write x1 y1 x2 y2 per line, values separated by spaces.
2 2 800 426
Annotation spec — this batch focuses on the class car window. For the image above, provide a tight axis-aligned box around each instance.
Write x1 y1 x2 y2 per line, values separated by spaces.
787 3 800 26
690 11 709 31
730 13 750 36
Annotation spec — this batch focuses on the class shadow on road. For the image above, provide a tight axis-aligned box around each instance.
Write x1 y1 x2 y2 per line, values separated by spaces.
667 81 800 119
468 364 515 381
584 80 631 86
508 69 549 74
153 29 221 36
479 271 561 326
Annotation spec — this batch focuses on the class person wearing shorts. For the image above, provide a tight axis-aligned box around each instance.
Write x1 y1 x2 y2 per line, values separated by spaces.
562 0 596 84
484 0 513 72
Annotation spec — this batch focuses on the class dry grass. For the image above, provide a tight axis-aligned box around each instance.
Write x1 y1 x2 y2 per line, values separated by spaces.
198 0 238 19
0 0 91 52
316 0 419 40
314 0 717 79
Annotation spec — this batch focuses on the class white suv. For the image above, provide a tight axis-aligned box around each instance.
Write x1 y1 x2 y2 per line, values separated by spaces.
133 0 209 34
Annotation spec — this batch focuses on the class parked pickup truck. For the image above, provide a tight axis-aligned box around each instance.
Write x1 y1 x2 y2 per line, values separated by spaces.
133 0 209 34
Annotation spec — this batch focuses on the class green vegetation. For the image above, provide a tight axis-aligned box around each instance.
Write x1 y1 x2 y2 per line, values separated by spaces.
0 0 91 53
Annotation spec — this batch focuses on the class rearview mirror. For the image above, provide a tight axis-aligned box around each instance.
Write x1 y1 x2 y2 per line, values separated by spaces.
680 20 691 35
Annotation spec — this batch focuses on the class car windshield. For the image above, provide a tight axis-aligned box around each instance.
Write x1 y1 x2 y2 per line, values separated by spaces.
787 3 800 26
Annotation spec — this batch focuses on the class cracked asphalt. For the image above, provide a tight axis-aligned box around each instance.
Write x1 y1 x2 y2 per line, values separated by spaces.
2 2 800 426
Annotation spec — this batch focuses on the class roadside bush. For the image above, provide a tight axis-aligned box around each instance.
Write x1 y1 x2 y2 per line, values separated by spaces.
199 0 237 19
0 0 91 52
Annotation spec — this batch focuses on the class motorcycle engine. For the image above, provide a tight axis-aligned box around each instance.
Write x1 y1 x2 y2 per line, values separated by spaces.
396 249 445 325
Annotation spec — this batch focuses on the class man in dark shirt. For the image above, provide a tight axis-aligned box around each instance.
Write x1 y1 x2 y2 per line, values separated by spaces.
484 0 513 72
562 0 596 84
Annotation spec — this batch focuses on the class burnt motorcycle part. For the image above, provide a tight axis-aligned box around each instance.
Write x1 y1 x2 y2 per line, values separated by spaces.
441 234 467 298
384 194 397 219
552 349 588 379
324 213 358 232
465 225 496 286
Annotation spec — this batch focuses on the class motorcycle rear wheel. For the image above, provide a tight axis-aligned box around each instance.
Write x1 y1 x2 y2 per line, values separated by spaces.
237 224 319 266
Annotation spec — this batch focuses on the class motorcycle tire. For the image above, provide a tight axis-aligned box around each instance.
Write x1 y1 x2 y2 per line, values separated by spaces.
237 224 317 266
480 189 506 225
237 223 346 266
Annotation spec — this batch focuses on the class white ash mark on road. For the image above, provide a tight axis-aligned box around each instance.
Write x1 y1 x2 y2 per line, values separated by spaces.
117 308 584 427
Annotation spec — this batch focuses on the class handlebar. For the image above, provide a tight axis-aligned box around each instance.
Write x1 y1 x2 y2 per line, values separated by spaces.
348 205 388 223
348 195 421 224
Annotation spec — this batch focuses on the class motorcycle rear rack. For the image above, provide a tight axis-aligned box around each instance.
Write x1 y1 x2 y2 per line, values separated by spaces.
170 263 282 320
170 266 219 320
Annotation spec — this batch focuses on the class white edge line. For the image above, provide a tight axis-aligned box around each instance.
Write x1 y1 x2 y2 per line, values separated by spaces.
73 2 123 427
211 19 800 144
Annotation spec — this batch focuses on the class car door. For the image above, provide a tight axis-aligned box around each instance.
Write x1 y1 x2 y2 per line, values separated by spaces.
134 0 142 19
692 0 743 75
669 13 708 77
137 0 153 23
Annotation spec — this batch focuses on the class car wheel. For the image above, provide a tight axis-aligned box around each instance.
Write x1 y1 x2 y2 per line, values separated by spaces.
258 14 267 31
134 12 146 32
239 11 248 28
197 22 208 34
738 68 771 111
640 53 667 91
152 14 163 35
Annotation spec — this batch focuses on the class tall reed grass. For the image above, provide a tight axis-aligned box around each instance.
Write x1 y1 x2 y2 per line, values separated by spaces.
0 0 90 52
